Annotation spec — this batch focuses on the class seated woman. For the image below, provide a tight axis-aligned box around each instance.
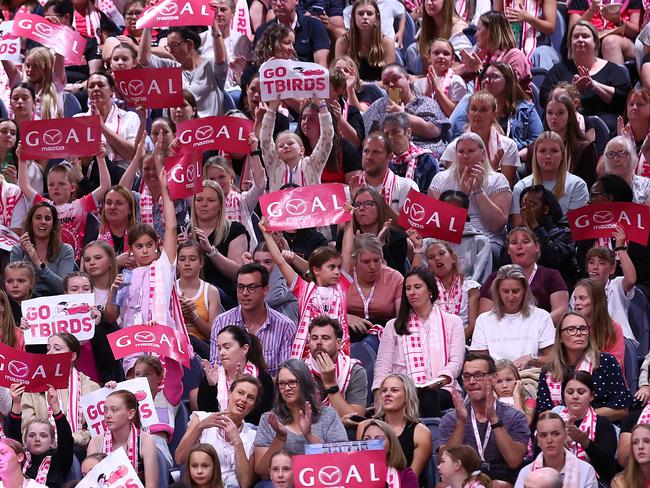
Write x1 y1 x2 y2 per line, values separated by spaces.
9 202 75 296
573 278 627 374
602 135 650 205
87 390 159 487
619 88 650 177
0 438 48 488
441 91 521 188
358 374 432 484
97 185 137 261
515 412 598 487
552 371 618 484
253 359 348 478
346 234 403 349
541 92 597 188
197 326 274 425
511 131 589 225
428 132 512 258
482 226 569 325
453 63 543 158
471 264 555 369
518 186 578 288
175 376 261 488
21 333 99 454
7 384 73 488
613 424 650 488
334 0 396 82
373 267 465 417
363 64 450 158
409 236 480 339
360 419 419 488
540 20 630 134
536 312 633 421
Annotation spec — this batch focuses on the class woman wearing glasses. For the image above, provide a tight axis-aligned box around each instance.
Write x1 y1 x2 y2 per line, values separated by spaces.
536 312 632 421
253 359 347 479
602 136 650 206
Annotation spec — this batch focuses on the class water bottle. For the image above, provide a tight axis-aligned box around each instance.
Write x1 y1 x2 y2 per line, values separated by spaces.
511 20 523 49
113 268 132 306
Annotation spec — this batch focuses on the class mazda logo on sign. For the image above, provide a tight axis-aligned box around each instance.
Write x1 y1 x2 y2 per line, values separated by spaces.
592 210 614 224
7 360 29 378
186 163 196 182
128 80 145 95
408 203 426 222
42 129 63 146
285 199 306 215
159 3 178 15
318 466 342 486
134 331 156 343
34 22 53 37
195 125 214 141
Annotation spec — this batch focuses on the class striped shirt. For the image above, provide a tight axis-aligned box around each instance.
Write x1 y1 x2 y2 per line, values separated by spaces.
210 305 297 376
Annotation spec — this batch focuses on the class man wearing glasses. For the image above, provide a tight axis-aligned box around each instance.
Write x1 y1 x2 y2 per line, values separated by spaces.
209 263 296 376
436 354 530 487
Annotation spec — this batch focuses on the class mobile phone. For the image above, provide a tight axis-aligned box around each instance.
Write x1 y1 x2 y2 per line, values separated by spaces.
310 5 325 15
349 415 366 422
388 87 401 104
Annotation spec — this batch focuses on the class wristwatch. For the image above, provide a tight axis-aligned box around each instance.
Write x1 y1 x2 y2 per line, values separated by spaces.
324 385 340 395
529 352 538 366
490 419 504 429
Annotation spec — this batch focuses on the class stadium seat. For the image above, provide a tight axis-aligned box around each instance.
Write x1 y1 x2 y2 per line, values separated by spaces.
421 417 441 485
531 67 548 90
531 83 543 119
350 341 377 407
157 447 171 488
398 14 417 63
584 115 611 156
550 10 566 58
169 401 190 468
63 92 82 118
628 286 650 360
624 337 639 395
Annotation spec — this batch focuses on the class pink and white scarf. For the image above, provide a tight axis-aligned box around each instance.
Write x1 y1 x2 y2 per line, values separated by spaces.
47 369 83 435
216 361 259 411
102 423 140 472
530 449 581 488
139 187 158 226
547 356 593 406
386 466 402 488
24 454 51 485
637 403 650 424
401 307 448 387
97 224 129 253
291 282 349 360
558 406 597 461
506 0 541 63
435 276 463 315
305 354 358 405
225 190 242 223
391 143 431 181
360 169 397 207
0 179 21 228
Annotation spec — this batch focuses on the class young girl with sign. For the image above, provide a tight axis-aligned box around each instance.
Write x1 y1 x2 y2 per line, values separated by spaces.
0 290 24 350
175 376 260 488
438 445 492 488
20 332 100 453
259 218 353 359
4 261 35 325
175 240 222 357
0 438 48 488
183 444 225 488
7 384 73 488
87 390 159 487
133 354 183 467
260 96 334 192
17 142 111 262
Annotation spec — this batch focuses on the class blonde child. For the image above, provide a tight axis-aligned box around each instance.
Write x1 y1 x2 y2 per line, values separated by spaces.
4 261 35 324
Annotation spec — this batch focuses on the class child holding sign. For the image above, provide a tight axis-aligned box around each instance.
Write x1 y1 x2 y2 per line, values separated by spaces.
259 218 353 359
17 142 111 262
20 333 100 453
7 384 73 488
260 96 334 192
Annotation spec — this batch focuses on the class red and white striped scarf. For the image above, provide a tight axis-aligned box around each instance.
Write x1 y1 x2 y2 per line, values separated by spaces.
97 225 129 253
558 406 596 461
139 187 158 226
386 466 402 488
530 449 581 488
435 68 456 97
360 169 397 207
24 454 51 485
224 190 242 223
0 180 21 228
291 282 349 360
547 356 593 406
47 369 83 435
216 361 259 411
73 6 102 42
391 143 431 181
637 403 650 424
102 423 140 472
435 276 463 316
305 354 358 405
401 308 448 387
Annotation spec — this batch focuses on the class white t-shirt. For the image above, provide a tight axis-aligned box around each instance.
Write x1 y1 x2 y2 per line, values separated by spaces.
470 306 556 360
605 276 635 341
511 173 589 215
366 173 419 214
343 0 405 38
194 411 256 487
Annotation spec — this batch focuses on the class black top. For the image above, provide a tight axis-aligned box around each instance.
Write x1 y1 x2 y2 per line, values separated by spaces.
196 372 275 425
358 57 383 82
7 410 73 488
283 228 329 260
203 222 250 300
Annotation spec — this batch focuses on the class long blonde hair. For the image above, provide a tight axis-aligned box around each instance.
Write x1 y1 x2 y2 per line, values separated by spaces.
531 131 568 200
619 424 650 488
190 180 231 247
360 420 407 469
24 47 62 119
0 290 18 348
343 0 385 68
548 311 600 382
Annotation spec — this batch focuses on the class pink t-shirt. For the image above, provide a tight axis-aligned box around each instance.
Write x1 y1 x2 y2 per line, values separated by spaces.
604 321 627 377
35 193 97 261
